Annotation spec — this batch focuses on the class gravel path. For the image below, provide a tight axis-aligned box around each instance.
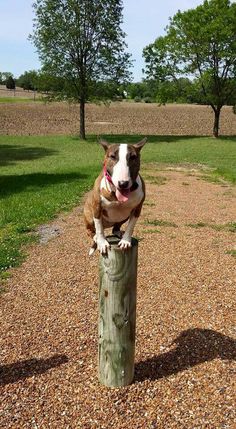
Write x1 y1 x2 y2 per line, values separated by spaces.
0 168 235 429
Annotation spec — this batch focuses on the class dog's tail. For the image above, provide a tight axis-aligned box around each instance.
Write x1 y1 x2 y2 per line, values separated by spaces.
89 241 97 256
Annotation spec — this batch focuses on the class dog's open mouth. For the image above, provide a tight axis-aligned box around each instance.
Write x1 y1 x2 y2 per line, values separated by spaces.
116 188 130 202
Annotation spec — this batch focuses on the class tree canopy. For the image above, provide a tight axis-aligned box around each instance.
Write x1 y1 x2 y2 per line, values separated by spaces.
143 0 236 137
0 72 14 85
30 0 131 139
6 76 16 90
17 70 38 91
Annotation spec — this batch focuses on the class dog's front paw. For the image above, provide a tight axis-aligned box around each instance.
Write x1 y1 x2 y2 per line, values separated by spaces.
97 237 110 254
118 238 132 250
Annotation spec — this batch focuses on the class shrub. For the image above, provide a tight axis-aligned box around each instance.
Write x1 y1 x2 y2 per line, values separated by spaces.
134 96 142 102
143 96 152 103
6 76 15 90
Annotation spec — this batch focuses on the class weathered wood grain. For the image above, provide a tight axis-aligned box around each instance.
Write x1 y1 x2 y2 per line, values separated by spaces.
98 236 138 387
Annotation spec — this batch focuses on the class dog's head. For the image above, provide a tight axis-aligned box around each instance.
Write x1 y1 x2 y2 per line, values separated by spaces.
99 138 147 202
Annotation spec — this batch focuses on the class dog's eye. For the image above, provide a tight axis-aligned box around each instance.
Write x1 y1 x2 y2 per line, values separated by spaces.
130 154 137 160
110 154 116 160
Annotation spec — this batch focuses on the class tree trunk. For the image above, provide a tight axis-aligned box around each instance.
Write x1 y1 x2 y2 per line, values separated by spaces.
213 107 221 138
80 99 86 140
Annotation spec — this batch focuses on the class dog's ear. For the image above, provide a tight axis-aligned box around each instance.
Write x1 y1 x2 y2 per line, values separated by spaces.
133 137 147 152
98 138 109 152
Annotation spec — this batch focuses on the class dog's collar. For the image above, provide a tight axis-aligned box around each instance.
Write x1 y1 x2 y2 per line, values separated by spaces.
130 181 139 192
103 164 113 185
103 164 139 192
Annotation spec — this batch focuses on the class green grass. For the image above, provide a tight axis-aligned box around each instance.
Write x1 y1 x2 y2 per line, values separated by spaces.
0 135 102 275
143 200 155 207
211 222 236 232
142 173 167 185
0 134 236 276
199 174 223 184
143 228 161 234
225 249 236 257
187 222 208 229
0 97 43 103
187 222 236 232
144 219 178 227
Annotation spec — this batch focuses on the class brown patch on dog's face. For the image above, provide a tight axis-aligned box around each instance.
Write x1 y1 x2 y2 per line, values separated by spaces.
127 145 141 182
104 144 119 177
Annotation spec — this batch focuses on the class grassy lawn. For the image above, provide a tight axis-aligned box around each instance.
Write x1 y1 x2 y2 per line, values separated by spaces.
0 134 235 277
0 135 101 276
0 97 43 103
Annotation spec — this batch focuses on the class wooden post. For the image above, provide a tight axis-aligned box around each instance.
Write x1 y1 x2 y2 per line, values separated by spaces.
98 236 138 387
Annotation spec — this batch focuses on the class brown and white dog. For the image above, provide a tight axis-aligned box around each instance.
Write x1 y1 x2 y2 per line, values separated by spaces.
84 138 147 255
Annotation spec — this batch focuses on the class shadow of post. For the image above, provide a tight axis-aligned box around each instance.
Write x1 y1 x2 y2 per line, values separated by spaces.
135 328 236 382
0 354 68 386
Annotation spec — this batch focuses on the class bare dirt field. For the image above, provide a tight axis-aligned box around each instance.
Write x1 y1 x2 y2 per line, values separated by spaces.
1 101 236 136
0 168 235 428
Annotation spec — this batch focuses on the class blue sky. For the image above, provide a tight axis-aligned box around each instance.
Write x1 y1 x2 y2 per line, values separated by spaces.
0 0 203 81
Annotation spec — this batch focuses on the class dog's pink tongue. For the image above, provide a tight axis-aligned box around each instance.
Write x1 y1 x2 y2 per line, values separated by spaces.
116 188 130 202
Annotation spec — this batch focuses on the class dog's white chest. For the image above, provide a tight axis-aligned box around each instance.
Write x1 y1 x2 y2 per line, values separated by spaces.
102 199 135 223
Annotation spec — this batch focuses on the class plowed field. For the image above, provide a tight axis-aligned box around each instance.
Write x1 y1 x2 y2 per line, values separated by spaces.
1 102 236 136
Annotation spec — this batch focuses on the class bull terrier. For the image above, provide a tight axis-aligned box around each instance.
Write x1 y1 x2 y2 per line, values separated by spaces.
84 138 147 255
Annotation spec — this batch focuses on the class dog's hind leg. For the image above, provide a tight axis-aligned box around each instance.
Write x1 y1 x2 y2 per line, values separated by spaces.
84 217 97 256
112 221 126 239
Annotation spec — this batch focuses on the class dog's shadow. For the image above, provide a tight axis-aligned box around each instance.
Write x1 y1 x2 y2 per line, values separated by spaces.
135 328 236 382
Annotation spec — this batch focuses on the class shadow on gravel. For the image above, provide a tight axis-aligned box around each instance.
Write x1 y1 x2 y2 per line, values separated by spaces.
0 172 88 198
0 144 57 167
135 328 236 382
0 354 69 386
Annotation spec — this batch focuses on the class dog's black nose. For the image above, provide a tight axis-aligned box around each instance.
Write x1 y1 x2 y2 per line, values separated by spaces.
118 180 129 189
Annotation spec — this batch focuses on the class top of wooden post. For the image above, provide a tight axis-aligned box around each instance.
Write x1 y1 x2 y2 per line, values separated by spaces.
105 235 138 250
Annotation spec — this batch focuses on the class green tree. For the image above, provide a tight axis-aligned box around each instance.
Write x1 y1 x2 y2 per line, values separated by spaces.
155 78 193 104
6 76 16 90
127 82 145 99
30 0 131 139
127 81 157 101
0 72 14 85
35 71 65 93
17 70 39 91
143 0 236 137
